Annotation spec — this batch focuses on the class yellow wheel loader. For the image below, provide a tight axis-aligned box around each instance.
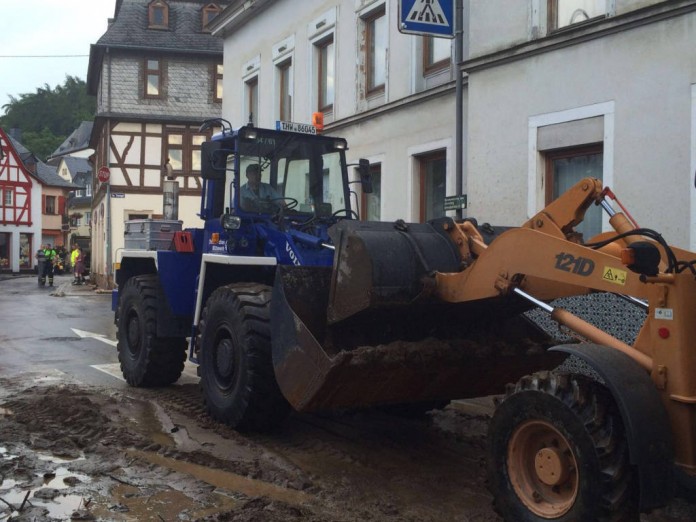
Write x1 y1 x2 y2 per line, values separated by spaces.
274 176 696 520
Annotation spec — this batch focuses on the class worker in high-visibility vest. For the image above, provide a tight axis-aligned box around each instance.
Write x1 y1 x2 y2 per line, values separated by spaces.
42 244 57 287
70 245 80 285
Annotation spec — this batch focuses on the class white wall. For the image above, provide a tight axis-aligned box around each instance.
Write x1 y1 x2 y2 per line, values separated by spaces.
219 0 460 223
467 11 696 247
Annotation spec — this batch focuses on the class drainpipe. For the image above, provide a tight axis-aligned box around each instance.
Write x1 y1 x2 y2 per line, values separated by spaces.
455 0 464 220
106 47 113 286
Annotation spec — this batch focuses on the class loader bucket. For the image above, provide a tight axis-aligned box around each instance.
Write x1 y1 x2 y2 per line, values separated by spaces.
270 220 565 412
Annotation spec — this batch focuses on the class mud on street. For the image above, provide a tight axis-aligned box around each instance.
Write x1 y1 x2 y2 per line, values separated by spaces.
2 377 696 521
1 279 696 521
0 369 499 522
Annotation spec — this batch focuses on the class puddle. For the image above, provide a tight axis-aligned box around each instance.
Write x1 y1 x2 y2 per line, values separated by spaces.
0 478 18 490
129 449 311 506
37 452 85 464
42 467 91 489
129 400 176 448
85 483 237 521
0 489 87 521
0 447 18 460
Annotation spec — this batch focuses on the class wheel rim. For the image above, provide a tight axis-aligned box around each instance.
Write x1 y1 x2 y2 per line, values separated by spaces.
507 420 578 518
213 329 238 390
125 309 141 358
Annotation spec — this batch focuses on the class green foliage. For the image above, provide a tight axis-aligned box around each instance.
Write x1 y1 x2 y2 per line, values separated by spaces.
0 76 95 161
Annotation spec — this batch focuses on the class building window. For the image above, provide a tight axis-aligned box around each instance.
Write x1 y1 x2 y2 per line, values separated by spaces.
165 128 208 188
316 36 335 113
418 151 446 222
277 59 292 121
545 145 604 239
148 0 169 29
361 163 381 221
85 183 92 197
549 0 607 30
84 211 91 224
246 76 259 125
202 3 221 31
213 64 223 102
19 233 31 269
423 36 450 75
145 58 163 98
0 232 10 269
45 195 56 215
3 188 12 207
365 7 387 96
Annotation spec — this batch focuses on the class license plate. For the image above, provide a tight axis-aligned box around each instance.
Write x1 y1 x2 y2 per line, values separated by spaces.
276 121 317 135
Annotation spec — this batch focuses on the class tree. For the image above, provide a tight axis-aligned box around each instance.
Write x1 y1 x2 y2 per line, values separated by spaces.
0 76 95 161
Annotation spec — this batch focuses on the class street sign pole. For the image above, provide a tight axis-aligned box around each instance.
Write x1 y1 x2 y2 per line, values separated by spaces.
398 0 465 218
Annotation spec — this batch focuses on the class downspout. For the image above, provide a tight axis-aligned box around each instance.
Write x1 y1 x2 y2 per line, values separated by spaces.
455 0 464 220
106 47 113 285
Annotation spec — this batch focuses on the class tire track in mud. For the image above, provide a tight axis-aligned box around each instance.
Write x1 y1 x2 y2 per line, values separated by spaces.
138 381 500 520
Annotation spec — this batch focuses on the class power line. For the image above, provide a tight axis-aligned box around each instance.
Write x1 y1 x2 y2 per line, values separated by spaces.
0 54 89 58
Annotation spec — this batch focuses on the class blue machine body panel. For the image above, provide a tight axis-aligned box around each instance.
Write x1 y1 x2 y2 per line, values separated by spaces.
114 124 353 325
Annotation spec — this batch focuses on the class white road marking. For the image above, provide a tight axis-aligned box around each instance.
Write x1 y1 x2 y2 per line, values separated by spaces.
71 328 118 347
90 360 199 385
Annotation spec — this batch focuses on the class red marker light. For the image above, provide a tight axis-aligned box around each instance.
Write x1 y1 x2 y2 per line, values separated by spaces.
658 327 670 339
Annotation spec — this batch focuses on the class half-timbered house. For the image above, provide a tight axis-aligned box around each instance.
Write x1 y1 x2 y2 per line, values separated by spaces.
87 0 230 287
0 128 40 272
0 128 76 273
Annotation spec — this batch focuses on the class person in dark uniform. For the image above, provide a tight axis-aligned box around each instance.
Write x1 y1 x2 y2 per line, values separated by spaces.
36 245 46 286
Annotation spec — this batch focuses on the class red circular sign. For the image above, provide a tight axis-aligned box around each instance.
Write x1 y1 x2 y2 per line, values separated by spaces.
97 166 111 183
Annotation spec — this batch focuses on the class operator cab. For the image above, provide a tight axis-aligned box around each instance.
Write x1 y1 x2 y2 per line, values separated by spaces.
201 122 356 223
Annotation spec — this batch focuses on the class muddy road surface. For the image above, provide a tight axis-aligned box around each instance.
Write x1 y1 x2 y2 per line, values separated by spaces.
1 275 695 521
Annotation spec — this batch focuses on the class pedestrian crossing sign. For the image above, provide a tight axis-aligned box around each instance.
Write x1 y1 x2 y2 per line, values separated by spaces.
399 0 455 38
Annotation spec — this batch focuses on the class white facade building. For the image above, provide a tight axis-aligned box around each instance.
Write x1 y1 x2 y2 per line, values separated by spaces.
465 0 696 248
213 0 696 250
212 0 460 223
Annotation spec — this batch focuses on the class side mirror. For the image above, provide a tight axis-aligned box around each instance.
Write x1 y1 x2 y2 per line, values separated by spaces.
357 158 373 194
201 140 227 180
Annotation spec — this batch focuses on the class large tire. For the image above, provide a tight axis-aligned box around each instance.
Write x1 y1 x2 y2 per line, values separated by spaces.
198 283 290 431
487 371 637 521
116 274 187 387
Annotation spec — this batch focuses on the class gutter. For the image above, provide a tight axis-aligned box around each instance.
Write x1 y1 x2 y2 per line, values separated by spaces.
210 0 273 37
462 0 696 73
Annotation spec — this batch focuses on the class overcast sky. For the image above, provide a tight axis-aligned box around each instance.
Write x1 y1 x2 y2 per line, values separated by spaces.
0 1 115 113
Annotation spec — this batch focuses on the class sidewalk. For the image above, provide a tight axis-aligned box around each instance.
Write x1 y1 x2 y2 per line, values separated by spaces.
0 273 34 282
50 277 110 297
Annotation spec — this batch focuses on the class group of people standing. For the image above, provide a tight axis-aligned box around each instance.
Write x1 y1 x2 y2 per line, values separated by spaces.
35 243 86 287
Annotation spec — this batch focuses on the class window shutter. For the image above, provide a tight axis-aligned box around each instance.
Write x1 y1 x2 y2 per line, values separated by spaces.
58 196 66 215
42 195 47 214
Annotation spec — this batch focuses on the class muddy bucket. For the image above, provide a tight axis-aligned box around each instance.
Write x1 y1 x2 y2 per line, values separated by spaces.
270 221 564 413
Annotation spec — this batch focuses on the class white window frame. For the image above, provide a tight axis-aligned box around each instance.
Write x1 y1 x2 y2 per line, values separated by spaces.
531 0 616 37
308 8 337 121
690 84 696 250
355 0 388 108
406 138 453 222
273 35 295 123
241 55 261 126
528 101 615 230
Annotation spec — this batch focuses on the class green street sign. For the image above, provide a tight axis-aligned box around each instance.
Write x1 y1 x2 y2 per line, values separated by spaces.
444 194 467 211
